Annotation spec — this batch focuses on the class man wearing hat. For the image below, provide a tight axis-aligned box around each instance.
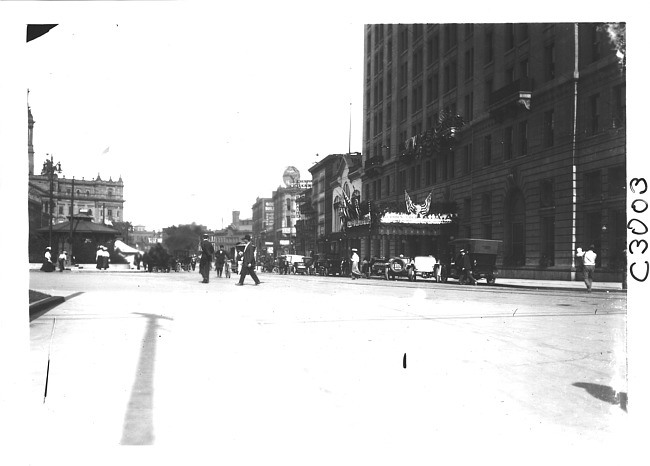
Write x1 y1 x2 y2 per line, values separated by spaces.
236 234 260 286
199 233 215 283
350 248 361 279
459 249 476 285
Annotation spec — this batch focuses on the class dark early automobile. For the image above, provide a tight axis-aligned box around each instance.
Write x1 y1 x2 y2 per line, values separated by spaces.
369 256 414 280
316 254 347 276
440 238 502 285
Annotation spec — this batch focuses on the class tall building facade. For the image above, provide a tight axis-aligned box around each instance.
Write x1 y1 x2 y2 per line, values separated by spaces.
252 197 274 254
360 23 626 280
307 153 363 256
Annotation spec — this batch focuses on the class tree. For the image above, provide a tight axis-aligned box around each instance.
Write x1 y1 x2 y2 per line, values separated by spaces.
113 221 134 245
163 223 207 255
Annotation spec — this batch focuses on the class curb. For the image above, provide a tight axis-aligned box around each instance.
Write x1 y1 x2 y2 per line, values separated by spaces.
29 296 65 321
494 283 626 293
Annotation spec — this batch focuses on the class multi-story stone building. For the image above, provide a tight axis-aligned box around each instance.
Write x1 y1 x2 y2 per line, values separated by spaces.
307 153 363 256
252 197 274 254
271 185 304 255
359 23 626 280
28 106 126 260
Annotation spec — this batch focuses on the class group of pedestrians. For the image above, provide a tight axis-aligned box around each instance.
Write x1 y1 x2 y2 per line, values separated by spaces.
198 234 260 286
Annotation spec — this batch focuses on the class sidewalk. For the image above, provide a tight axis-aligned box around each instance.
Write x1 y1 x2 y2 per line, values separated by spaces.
29 264 626 294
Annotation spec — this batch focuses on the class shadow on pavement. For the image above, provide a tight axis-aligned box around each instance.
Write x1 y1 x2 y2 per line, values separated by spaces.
573 382 628 412
120 312 174 445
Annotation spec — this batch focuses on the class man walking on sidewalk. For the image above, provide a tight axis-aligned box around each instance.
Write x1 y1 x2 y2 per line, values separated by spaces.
236 234 260 286
577 244 597 292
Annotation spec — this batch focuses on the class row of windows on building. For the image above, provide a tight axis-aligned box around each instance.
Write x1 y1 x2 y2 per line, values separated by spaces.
366 83 625 157
42 202 120 219
367 64 624 139
63 188 119 197
363 164 625 204
367 24 606 70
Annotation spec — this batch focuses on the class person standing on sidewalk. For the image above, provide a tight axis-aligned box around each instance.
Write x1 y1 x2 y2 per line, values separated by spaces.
577 244 597 292
236 234 260 286
350 248 362 279
57 250 67 272
199 233 214 283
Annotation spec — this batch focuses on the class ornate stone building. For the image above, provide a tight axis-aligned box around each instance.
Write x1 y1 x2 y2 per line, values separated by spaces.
28 105 126 261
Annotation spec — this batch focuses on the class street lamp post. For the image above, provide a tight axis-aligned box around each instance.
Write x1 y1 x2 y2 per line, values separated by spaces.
43 154 62 249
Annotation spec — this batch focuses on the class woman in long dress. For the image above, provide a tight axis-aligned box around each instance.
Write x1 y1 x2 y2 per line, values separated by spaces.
40 247 55 272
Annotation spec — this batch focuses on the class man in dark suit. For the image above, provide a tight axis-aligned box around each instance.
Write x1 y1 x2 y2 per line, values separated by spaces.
236 234 260 286
199 233 215 283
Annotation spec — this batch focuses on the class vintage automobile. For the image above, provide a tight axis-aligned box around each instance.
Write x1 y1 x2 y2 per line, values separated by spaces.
410 255 442 281
286 255 308 274
316 254 346 276
440 238 502 285
369 256 415 280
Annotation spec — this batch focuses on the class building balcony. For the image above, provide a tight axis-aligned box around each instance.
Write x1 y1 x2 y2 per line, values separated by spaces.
489 78 533 120
364 155 384 177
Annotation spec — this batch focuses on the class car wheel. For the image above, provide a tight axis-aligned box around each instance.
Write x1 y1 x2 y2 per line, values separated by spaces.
384 268 389 280
487 276 496 285
408 268 416 281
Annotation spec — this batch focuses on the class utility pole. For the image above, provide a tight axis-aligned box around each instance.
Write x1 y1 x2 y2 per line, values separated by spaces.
69 177 75 265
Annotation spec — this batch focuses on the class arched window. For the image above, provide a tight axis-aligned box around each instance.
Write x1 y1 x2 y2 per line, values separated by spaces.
86 190 90 197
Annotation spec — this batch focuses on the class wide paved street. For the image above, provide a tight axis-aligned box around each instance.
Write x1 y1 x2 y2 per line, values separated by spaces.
29 269 628 462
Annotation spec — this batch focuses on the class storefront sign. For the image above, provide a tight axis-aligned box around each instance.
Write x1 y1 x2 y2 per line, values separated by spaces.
380 211 457 224
347 217 371 228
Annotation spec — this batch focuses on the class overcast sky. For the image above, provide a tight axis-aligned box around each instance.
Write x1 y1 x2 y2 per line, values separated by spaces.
24 4 364 231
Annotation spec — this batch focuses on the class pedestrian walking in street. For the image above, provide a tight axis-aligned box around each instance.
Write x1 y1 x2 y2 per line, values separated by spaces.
577 244 597 292
459 249 477 285
350 248 362 279
57 250 67 272
199 233 214 283
40 246 55 272
214 245 229 278
96 245 103 270
101 246 110 270
235 234 260 286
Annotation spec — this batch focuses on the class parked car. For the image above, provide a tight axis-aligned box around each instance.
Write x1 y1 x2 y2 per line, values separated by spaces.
316 254 346 276
287 255 308 274
368 257 389 278
410 255 442 281
441 238 502 285
369 256 414 280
